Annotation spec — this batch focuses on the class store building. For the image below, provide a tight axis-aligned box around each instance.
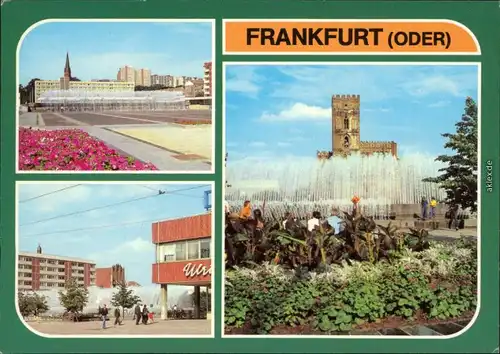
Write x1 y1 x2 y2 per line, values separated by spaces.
152 212 212 320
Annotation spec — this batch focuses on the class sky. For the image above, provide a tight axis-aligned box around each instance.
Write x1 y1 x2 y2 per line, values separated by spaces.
19 21 213 85
18 183 211 290
225 64 479 160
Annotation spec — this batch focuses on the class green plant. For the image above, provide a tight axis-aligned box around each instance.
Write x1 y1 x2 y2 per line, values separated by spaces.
58 278 89 314
18 292 49 317
110 282 141 317
225 239 477 334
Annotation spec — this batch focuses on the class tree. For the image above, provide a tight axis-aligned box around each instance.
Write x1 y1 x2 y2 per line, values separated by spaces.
423 97 478 212
110 282 141 317
58 278 89 314
18 292 49 317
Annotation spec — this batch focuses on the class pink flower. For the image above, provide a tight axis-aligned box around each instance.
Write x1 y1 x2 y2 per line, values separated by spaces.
18 128 158 171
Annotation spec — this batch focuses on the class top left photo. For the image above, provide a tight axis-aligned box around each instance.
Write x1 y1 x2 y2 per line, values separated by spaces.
17 19 214 173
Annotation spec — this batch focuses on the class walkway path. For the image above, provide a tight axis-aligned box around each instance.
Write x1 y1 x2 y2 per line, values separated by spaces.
27 318 211 336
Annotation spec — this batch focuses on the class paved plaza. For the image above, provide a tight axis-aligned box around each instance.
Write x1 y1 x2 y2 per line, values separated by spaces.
27 318 211 336
19 111 213 171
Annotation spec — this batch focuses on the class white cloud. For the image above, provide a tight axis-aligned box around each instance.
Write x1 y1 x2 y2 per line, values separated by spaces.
277 142 291 147
249 141 267 147
428 100 450 108
225 67 264 96
259 103 330 122
400 73 475 98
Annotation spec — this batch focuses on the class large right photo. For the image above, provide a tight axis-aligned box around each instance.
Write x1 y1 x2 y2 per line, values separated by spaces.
223 62 479 337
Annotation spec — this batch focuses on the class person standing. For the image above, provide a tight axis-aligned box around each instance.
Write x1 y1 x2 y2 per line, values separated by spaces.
448 204 459 231
429 197 437 218
421 197 428 219
134 303 142 325
100 304 108 330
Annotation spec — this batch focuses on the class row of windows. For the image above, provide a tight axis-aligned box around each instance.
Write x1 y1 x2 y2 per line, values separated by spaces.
156 238 211 263
18 257 91 268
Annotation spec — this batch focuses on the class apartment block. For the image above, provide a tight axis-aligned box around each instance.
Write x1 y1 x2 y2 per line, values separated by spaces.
203 62 212 97
18 248 96 291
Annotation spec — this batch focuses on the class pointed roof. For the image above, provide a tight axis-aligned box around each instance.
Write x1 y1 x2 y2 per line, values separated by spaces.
64 52 72 77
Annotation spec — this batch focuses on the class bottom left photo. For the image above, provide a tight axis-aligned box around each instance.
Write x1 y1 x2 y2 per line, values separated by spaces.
15 181 213 337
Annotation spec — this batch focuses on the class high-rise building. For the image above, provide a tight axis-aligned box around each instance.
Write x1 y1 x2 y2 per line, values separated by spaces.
173 76 185 87
29 53 135 103
203 62 212 97
117 65 136 83
95 264 125 288
17 245 96 291
135 68 151 87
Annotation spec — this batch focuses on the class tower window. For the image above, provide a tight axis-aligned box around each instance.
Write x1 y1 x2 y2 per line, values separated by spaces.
344 117 349 129
344 135 350 148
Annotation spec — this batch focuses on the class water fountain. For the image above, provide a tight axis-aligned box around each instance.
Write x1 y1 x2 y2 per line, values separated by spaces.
26 285 165 316
225 153 467 219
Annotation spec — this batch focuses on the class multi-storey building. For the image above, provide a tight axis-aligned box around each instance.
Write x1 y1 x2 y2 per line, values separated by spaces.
152 212 212 320
203 62 212 97
17 246 96 291
116 65 136 83
95 264 125 288
31 53 134 103
135 68 151 87
150 74 173 87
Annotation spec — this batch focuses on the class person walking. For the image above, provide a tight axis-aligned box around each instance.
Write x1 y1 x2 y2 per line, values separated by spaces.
141 304 149 325
134 303 142 325
148 305 155 324
100 304 108 330
113 307 121 327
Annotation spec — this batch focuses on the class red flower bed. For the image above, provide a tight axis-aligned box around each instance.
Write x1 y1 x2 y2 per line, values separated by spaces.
18 128 158 171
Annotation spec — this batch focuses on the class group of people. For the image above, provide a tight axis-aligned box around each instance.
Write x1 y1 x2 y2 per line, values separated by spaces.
421 196 461 230
97 303 154 330
420 197 438 219
225 199 346 236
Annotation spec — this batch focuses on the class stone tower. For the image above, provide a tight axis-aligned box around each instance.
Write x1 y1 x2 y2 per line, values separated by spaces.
331 94 361 156
60 52 72 90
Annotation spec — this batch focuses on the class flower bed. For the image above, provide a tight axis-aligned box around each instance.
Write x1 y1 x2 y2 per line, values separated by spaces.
18 128 158 171
225 239 477 334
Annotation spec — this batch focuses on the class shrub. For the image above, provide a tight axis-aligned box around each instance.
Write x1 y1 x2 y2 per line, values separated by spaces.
225 239 477 334
18 127 158 171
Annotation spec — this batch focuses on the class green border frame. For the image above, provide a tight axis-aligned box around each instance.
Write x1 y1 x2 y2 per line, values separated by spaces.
1 0 498 353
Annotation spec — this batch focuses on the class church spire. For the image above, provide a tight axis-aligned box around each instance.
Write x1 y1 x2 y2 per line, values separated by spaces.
64 52 72 79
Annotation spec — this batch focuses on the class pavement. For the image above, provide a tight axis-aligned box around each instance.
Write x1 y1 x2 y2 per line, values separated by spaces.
19 110 213 171
26 318 211 336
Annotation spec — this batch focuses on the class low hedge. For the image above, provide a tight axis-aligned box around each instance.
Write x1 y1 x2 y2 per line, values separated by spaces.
225 239 477 334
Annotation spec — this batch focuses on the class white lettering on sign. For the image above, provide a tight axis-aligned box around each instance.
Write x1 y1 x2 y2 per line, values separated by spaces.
183 263 212 278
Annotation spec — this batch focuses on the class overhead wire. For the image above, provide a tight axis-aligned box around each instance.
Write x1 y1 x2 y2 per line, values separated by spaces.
19 184 208 228
19 184 82 203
